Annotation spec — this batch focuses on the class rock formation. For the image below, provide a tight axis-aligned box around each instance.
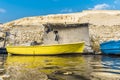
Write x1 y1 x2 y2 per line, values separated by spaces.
1 10 120 52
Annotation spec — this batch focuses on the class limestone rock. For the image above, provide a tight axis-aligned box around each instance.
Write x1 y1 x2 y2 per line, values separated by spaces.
2 10 120 51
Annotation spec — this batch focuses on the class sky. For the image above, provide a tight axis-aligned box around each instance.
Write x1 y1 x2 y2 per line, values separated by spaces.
0 0 120 23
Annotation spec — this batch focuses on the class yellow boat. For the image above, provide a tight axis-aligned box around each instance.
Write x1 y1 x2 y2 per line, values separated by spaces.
6 42 84 55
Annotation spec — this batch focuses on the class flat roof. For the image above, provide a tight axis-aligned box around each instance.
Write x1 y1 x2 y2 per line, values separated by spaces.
43 23 89 27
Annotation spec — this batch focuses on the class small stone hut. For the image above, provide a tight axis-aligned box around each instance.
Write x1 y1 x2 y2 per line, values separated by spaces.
43 23 90 45
43 23 91 52
3 23 91 52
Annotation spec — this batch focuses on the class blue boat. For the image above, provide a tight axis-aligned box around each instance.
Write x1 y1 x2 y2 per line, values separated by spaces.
100 40 120 55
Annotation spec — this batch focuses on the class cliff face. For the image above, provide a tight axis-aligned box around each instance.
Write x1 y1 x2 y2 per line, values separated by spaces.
1 10 120 52
3 10 120 27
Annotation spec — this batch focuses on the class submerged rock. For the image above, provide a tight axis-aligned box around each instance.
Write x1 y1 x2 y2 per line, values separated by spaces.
90 72 120 80
0 69 5 74
6 66 48 80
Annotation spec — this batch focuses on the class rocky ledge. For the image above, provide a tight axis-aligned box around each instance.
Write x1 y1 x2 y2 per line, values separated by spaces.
1 10 120 52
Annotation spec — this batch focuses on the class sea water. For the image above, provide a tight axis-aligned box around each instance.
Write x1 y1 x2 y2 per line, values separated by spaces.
0 54 120 80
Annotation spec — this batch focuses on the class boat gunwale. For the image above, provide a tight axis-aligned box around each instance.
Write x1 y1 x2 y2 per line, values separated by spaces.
100 40 120 46
8 53 83 56
6 42 84 48
101 48 120 50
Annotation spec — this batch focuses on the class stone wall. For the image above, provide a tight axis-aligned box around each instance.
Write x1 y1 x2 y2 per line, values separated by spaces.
89 24 120 52
2 10 120 52
7 25 44 46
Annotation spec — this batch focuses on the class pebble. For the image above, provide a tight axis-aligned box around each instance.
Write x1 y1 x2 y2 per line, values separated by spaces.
90 72 120 80
0 62 3 65
0 69 5 74
53 70 73 75
2 74 10 80
63 71 73 75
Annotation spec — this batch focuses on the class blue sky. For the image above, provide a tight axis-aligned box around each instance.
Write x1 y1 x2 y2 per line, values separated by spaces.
0 0 120 23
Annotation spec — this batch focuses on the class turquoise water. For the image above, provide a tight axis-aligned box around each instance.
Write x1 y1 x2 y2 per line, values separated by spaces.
0 54 120 80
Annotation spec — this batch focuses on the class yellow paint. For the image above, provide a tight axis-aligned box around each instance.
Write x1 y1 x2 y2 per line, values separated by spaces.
6 56 85 74
6 42 84 55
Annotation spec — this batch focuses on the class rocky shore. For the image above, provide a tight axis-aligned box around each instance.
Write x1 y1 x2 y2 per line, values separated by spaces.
1 10 120 52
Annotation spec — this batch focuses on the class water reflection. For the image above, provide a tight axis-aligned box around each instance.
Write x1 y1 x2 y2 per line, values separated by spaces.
5 55 91 80
3 55 120 80
91 55 120 80
102 56 120 70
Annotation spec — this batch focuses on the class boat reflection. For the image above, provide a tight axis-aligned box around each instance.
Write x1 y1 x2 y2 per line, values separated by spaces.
90 56 120 80
3 55 120 80
6 55 85 69
102 56 120 71
5 55 89 80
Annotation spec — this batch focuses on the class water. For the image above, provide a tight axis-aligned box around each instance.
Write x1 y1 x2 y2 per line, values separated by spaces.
0 54 120 80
